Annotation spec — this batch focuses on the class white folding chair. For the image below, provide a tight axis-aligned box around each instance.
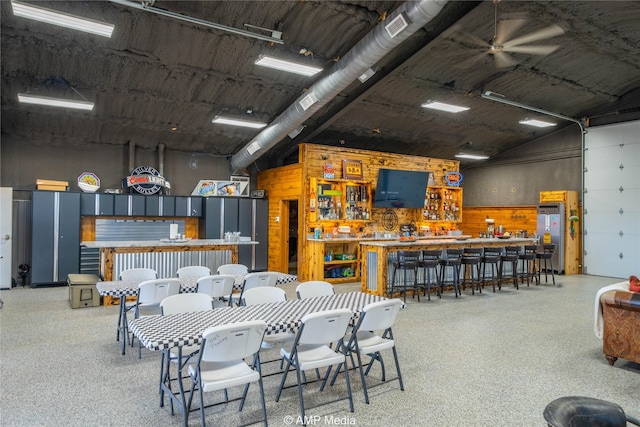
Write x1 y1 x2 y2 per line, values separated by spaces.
296 281 335 299
216 263 248 275
334 298 404 404
133 278 181 358
159 293 214 414
120 267 157 281
160 293 214 315
275 309 354 424
196 274 235 308
176 266 211 279
117 268 157 342
242 287 295 369
186 320 268 427
241 286 287 306
236 271 279 306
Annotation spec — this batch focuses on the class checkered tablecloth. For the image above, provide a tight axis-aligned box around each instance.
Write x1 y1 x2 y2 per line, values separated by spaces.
96 272 298 297
128 292 390 351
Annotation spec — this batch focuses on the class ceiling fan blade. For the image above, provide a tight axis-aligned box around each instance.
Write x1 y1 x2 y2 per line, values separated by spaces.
502 24 565 49
494 19 527 45
454 52 489 69
493 51 518 68
503 44 560 56
450 30 490 49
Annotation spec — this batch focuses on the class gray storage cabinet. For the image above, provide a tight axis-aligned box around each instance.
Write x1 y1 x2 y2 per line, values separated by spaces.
201 197 268 271
31 191 81 286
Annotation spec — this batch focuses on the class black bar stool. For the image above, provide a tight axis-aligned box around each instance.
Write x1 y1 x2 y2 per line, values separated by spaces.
390 250 421 303
535 244 556 285
518 245 538 286
499 246 521 290
438 248 463 297
460 247 482 295
418 250 441 301
481 246 502 292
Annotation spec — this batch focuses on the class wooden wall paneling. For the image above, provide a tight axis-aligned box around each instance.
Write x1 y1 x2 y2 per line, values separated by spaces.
257 164 302 274
459 206 538 238
299 143 461 236
259 144 462 282
184 218 199 238
81 216 95 241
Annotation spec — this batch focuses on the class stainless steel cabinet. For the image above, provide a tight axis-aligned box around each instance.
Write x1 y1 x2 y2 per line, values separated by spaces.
114 194 145 216
201 197 268 270
31 191 80 286
80 193 114 215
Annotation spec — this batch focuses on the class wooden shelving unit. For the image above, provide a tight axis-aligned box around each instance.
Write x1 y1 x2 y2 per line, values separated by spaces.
423 186 463 222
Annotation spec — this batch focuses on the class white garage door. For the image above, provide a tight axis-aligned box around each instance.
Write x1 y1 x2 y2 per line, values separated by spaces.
583 120 640 278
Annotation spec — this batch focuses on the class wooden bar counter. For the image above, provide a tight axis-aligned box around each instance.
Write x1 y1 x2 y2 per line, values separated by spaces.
360 237 538 296
82 239 257 281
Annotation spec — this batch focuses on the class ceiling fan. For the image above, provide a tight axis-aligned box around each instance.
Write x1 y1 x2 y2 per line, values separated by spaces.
451 0 565 68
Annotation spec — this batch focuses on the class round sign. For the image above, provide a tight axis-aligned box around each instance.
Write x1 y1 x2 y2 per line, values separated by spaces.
129 166 163 195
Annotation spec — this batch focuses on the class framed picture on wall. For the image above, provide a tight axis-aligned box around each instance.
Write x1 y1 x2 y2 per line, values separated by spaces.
342 159 363 180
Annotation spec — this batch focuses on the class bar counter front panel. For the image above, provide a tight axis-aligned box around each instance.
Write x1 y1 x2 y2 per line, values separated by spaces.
360 237 538 296
82 240 257 281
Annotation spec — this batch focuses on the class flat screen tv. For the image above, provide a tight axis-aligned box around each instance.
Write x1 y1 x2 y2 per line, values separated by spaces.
373 168 429 209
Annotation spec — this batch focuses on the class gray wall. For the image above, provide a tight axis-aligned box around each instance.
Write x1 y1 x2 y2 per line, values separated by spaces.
1 135 241 199
461 125 583 206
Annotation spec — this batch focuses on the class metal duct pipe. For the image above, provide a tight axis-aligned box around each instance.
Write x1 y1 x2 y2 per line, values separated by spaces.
128 140 135 173
230 0 448 173
158 143 165 176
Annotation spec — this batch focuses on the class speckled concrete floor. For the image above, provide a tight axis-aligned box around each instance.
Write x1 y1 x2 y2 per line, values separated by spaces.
1 274 638 427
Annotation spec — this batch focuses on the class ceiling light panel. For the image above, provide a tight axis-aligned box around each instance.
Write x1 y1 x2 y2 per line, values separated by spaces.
212 116 267 129
519 119 557 128
11 1 115 38
255 55 322 77
18 94 94 111
455 153 489 160
422 101 469 113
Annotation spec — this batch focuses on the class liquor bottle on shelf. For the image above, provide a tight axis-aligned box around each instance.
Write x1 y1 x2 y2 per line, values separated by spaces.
310 186 316 212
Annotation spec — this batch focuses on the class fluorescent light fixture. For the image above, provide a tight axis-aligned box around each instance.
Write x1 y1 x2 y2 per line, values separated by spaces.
519 118 557 128
455 152 489 160
212 116 267 129
422 100 469 113
18 93 94 111
11 1 114 38
255 55 323 77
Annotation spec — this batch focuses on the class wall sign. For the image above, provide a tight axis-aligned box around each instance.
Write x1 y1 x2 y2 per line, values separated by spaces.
124 166 171 195
445 171 463 187
342 159 363 180
323 163 335 179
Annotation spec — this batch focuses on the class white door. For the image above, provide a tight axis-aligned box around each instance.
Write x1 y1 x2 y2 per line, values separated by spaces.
583 121 640 278
0 187 13 289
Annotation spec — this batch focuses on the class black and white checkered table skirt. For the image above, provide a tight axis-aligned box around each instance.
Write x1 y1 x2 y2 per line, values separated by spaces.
128 292 391 351
96 272 298 297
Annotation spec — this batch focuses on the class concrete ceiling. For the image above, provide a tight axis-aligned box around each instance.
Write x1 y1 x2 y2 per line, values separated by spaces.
2 1 640 171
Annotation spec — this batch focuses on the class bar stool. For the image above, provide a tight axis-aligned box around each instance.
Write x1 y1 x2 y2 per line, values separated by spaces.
390 251 421 303
460 248 482 295
499 246 521 290
536 244 556 285
481 247 502 292
418 250 441 301
518 245 538 286
438 249 463 298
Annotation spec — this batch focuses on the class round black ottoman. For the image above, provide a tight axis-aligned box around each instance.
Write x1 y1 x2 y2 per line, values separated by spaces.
543 396 626 427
